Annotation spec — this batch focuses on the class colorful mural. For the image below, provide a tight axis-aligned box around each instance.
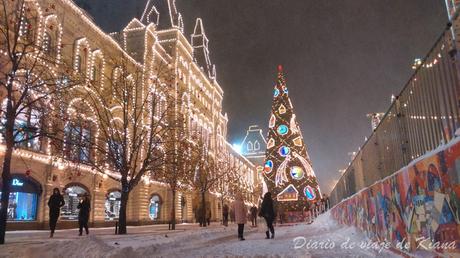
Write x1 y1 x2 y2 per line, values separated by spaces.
331 140 460 255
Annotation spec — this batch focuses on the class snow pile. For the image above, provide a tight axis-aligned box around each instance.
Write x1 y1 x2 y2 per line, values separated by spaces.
0 214 404 257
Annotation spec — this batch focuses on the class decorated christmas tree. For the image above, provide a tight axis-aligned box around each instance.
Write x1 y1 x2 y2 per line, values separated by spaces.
262 65 321 212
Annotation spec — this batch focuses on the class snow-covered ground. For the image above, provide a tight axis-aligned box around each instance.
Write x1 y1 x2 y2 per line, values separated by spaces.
0 212 403 258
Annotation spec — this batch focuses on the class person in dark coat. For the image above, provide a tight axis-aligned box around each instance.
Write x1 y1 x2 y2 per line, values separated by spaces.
250 205 258 227
77 194 91 236
48 188 65 238
230 207 235 223
222 204 229 226
259 192 276 239
278 205 285 224
206 205 211 226
196 205 204 227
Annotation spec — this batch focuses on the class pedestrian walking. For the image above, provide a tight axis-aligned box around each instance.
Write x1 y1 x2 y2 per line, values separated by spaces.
278 205 285 224
78 194 91 236
48 188 65 238
206 205 211 226
259 192 275 239
233 193 247 240
222 204 229 227
250 205 258 227
230 207 235 223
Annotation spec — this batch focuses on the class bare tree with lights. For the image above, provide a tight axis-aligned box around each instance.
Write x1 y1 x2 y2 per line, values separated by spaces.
156 125 198 230
190 137 241 227
63 58 175 235
0 0 81 244
214 150 241 224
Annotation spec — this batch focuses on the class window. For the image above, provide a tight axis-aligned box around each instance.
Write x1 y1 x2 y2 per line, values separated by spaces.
149 195 161 220
254 140 260 151
61 186 89 220
0 103 42 151
92 61 102 82
247 141 253 151
64 122 92 163
105 191 121 220
107 139 123 169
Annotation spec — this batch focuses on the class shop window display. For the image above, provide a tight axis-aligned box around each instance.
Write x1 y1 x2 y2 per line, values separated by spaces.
105 191 121 220
61 186 89 220
0 177 40 221
149 195 161 220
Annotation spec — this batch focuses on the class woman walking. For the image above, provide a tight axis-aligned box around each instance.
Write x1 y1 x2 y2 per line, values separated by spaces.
259 192 275 239
233 193 247 240
48 188 65 238
78 194 91 236
222 204 229 227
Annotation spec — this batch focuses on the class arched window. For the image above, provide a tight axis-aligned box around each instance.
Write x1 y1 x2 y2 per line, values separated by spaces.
149 194 162 220
0 100 42 151
91 52 104 85
73 39 90 75
247 141 253 151
254 140 260 151
61 185 89 220
0 175 41 221
105 190 121 220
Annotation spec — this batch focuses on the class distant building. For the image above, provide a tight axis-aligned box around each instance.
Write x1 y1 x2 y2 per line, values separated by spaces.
240 125 267 171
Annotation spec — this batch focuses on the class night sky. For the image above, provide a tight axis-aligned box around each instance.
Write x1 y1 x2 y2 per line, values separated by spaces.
79 0 447 193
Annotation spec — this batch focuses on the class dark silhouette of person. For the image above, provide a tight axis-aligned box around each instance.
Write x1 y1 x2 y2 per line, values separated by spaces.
250 205 258 227
259 192 276 239
77 194 91 236
222 204 229 226
48 188 65 238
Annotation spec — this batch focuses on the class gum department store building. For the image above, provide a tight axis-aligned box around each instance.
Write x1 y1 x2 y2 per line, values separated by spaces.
0 0 260 229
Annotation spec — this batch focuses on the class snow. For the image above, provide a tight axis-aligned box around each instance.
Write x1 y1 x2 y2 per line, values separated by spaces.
0 212 404 258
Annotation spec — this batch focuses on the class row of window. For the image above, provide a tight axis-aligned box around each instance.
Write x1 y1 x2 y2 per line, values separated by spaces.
246 140 261 152
0 181 162 221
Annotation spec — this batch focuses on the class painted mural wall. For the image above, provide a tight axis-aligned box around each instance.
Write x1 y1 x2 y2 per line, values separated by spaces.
331 138 460 255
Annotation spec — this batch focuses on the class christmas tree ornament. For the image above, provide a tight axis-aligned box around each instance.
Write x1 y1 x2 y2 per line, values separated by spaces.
264 160 273 173
267 138 275 149
278 146 290 157
277 124 288 135
269 114 276 128
278 104 287 114
290 166 304 180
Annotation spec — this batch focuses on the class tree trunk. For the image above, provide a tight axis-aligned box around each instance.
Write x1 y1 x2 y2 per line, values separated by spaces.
0 146 13 245
221 198 224 225
0 110 15 245
201 191 206 227
170 189 176 230
118 186 130 234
